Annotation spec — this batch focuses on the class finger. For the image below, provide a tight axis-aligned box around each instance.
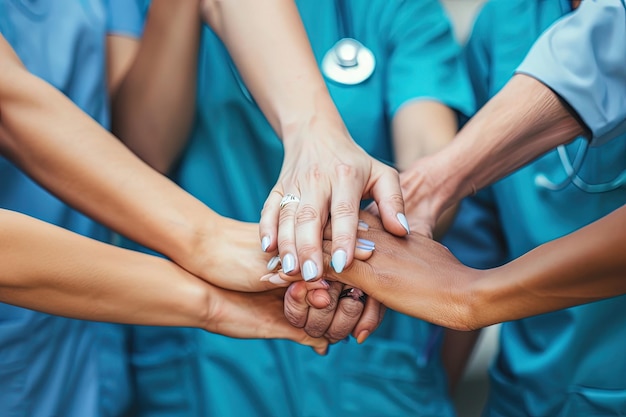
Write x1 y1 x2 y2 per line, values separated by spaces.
325 286 367 342
322 217 371 240
277 192 301 275
294 187 328 282
369 162 410 237
329 170 361 274
259 189 284 253
352 297 387 344
321 240 374 266
283 282 311 328
303 281 342 338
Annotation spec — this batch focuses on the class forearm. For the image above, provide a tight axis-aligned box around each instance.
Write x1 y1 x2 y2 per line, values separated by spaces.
0 53 218 269
426 74 586 215
202 0 346 144
471 204 626 327
0 209 210 328
112 0 201 173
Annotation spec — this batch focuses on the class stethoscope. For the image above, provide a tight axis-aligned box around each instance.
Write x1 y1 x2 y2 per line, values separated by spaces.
321 0 376 85
534 141 626 193
230 0 375 103
534 0 626 194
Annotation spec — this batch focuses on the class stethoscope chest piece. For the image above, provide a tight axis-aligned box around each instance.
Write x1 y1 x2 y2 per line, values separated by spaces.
322 38 375 85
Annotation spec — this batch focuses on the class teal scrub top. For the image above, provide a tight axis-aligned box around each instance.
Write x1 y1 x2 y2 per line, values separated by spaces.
130 1 473 416
0 1 142 416
460 1 626 415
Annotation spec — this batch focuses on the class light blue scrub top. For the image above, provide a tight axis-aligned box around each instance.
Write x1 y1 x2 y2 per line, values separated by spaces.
130 1 473 416
458 1 626 416
0 1 142 416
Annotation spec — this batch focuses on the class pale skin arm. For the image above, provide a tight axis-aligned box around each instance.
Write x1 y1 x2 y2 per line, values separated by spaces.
201 0 408 281
0 209 328 354
0 34 276 292
401 74 585 237
110 0 201 174
319 208 626 331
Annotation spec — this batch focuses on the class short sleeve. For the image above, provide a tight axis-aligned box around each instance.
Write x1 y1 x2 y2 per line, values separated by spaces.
516 0 626 146
385 0 475 119
105 0 145 38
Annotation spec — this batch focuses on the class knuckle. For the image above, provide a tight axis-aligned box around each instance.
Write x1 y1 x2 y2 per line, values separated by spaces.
295 204 320 227
283 305 306 328
326 325 351 341
305 319 329 338
335 163 353 178
331 201 358 220
339 299 365 319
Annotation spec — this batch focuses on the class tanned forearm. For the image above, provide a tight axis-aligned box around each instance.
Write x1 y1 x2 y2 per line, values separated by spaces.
470 204 626 328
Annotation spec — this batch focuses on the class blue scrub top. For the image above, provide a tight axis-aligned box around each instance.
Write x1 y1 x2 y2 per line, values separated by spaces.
457 1 626 415
0 1 142 416
130 1 473 416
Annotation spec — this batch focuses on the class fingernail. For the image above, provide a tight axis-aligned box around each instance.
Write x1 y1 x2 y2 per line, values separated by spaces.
260 273 275 282
357 238 375 248
396 213 410 234
356 245 375 252
357 330 370 344
261 235 271 252
320 279 330 289
358 220 369 231
269 275 289 285
331 250 347 273
302 260 318 281
266 256 281 271
282 254 295 274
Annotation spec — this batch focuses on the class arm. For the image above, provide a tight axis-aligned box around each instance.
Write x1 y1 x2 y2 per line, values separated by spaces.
111 0 201 174
201 0 408 281
0 209 328 354
402 0 626 237
319 207 626 331
0 34 273 292
402 74 585 237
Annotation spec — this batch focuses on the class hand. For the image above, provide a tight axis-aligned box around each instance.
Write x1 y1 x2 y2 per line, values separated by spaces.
206 286 329 355
182 218 288 292
282 239 383 343
259 126 409 282
398 153 455 238
284 280 385 344
318 211 482 331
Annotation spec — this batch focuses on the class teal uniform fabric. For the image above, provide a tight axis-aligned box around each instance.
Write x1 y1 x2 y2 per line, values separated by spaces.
459 1 626 415
130 1 473 416
0 1 142 415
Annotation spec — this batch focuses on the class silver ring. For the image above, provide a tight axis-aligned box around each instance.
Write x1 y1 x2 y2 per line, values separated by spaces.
279 193 300 209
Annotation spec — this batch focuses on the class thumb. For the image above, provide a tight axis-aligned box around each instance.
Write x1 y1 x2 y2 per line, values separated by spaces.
369 164 410 237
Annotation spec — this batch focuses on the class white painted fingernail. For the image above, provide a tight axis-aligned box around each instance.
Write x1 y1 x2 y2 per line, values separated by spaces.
302 260 318 281
358 220 369 231
282 254 296 274
332 250 347 273
357 238 375 248
269 275 289 285
261 235 271 252
396 213 410 234
266 256 281 271
356 245 375 252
